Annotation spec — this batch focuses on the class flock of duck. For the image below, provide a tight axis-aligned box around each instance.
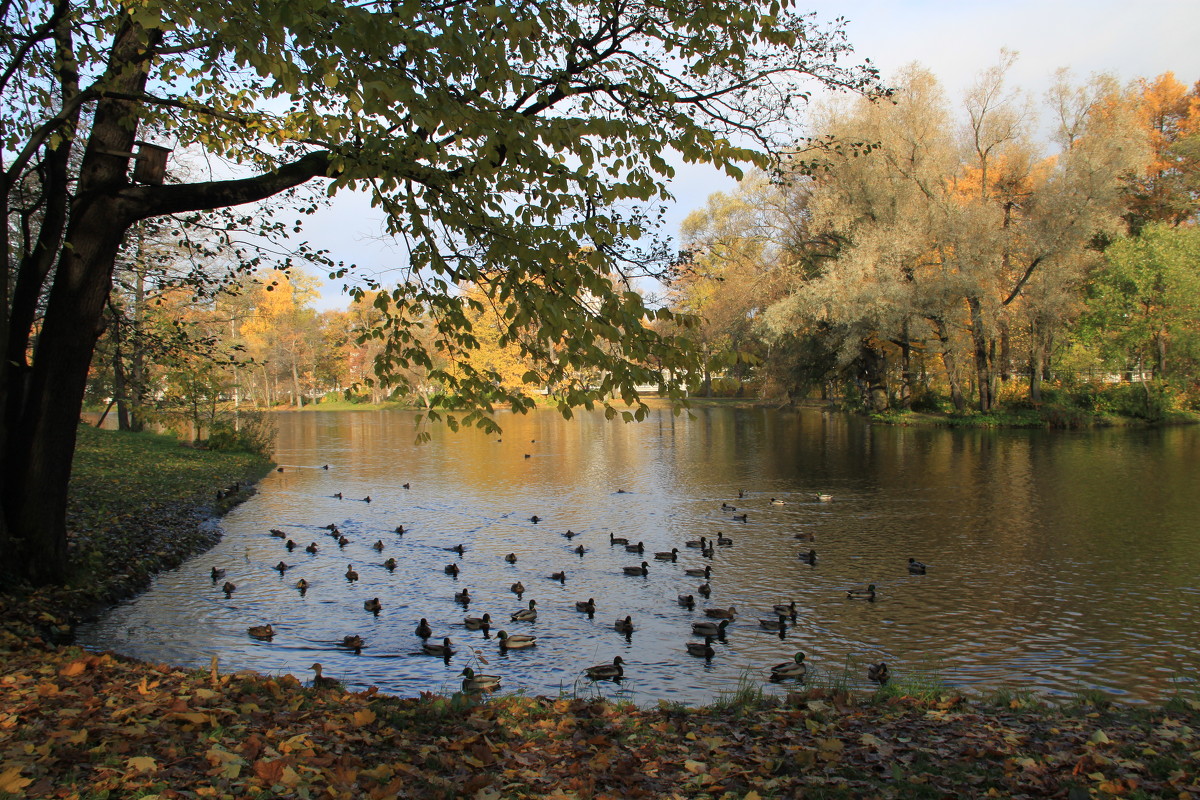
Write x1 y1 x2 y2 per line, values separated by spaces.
214 483 922 695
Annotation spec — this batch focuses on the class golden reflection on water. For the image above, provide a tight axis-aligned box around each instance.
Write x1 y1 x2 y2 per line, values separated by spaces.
76 408 1200 704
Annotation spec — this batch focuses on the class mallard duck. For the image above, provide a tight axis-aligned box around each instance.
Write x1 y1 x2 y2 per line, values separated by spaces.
295 578 309 592
697 582 712 596
868 661 890 686
504 553 518 564
716 533 733 546
798 549 817 565
686 636 715 658
549 571 566 583
907 558 927 574
285 539 298 551
383 557 397 571
529 515 540 523
402 482 410 489
623 561 649 576
614 615 635 633
455 588 471 604
445 563 460 576
584 656 625 680
372 540 384 552
464 613 492 630
654 548 679 561
210 567 225 580
574 544 587 556
305 542 319 554
721 502 736 511
334 492 343 499
510 581 525 596
459 667 502 693
684 564 712 578
342 635 364 652
733 513 748 522
609 532 629 546
575 598 596 614
269 529 287 538
222 581 236 596
338 535 349 547
248 624 274 640
364 597 382 614
446 544 465 555
770 498 785 505
395 525 406 535
691 619 729 637
415 618 433 638
770 652 807 681
772 601 798 621
847 583 877 600
423 637 455 657
816 493 833 502
274 561 290 574
701 545 715 559
624 541 645 554
345 565 359 582
685 536 707 548
324 523 339 531
497 630 537 649
562 530 577 539
511 599 537 621
705 605 736 619
363 496 372 503
310 662 340 689
677 594 695 609
759 614 788 631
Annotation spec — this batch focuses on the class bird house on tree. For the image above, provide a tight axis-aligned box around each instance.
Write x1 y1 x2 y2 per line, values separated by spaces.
132 142 171 185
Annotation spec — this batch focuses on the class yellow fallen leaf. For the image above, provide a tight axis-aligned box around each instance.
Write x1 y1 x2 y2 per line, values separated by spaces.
170 712 210 725
1089 730 1111 745
66 728 88 745
0 766 32 793
684 759 707 774
352 709 376 726
744 792 763 800
59 659 89 677
127 756 158 773
194 688 218 701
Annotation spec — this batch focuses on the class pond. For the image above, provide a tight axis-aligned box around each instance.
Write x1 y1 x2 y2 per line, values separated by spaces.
75 407 1200 705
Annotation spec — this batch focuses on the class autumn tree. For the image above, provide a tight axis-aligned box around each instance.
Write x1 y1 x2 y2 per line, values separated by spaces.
1124 73 1200 232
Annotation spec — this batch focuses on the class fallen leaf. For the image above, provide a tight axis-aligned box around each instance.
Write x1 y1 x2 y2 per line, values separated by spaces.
0 766 32 793
127 756 158 773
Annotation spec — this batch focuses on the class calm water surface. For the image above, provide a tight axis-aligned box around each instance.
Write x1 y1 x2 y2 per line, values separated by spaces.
76 408 1200 705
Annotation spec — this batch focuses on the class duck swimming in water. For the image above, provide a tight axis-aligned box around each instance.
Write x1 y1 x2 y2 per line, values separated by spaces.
584 656 625 681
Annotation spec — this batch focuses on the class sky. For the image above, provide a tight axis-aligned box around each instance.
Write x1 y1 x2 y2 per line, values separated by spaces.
301 0 1200 310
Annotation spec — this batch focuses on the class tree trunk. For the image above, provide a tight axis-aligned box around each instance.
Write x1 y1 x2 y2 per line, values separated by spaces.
1029 321 1044 404
929 316 966 413
111 310 131 431
998 319 1011 383
860 341 889 413
967 296 993 412
896 321 914 410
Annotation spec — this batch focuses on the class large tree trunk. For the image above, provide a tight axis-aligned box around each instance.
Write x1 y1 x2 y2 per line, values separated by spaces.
860 341 889 413
967 295 993 412
929 316 966 413
1029 321 1044 404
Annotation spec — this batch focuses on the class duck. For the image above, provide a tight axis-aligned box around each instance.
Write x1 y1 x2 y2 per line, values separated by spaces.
285 539 298 551
770 652 807 681
716 533 733 546
732 513 748 522
772 601 798 621
415 618 433 638
422 637 455 657
402 482 410 489
504 553 518 564
497 630 537 649
338 535 350 547
210 567 226 581
549 571 566 583
721 502 736 511
445 563 460 576
759 614 789 632
383 557 397 571
623 561 649 576
324 523 339 531
677 594 695 609
614 615 635 634
691 619 729 637
654 548 679 562
395 525 406 535
269 529 287 538
295 578 310 593
685 536 708 549
704 605 736 619
794 532 815 542
222 581 236 596
305 542 319 554
334 492 343 499
362 496 371 503
345 565 359 582
274 561 290 574
584 656 625 681
464 613 492 630
683 564 712 578
868 662 890 686
562 530 577 539
455 588 471 604
363 597 382 614
686 636 715 658
372 540 384 552
575 598 596 614
624 541 645 554
511 599 537 621
738 489 745 498
770 498 785 505
574 544 587 556
446 544 465 555
847 583 877 601
248 624 274 640
342 635 364 652
309 662 340 689
798 549 817 565
529 515 541 523
459 667 502 693
510 581 525 596
816 493 833 502
609 532 629 546
697 582 712 596
907 558 927 575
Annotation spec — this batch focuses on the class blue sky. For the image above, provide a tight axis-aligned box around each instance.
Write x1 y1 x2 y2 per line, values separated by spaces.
302 0 1200 310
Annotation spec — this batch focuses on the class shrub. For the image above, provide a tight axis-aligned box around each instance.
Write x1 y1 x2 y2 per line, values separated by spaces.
206 410 277 457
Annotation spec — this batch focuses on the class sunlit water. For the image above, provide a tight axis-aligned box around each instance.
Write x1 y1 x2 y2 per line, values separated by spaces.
76 407 1200 705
